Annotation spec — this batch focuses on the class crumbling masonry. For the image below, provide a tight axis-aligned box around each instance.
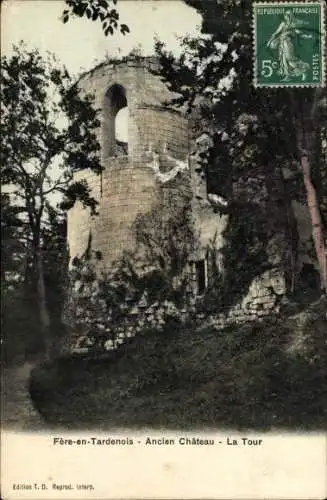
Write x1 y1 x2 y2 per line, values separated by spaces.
67 57 315 349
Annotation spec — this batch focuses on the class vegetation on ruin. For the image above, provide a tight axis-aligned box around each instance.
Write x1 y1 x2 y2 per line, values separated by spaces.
154 0 327 292
65 185 195 353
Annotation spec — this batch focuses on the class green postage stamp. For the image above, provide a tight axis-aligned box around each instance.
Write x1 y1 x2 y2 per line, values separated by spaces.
254 2 325 86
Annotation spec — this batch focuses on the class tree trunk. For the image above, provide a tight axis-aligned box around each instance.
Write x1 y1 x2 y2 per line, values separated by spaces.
35 243 52 360
298 152 327 291
293 93 327 292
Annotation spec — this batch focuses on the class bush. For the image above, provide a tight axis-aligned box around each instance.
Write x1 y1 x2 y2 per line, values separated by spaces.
2 289 44 365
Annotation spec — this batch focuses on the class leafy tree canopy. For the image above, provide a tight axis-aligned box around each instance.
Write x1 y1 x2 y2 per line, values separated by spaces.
155 0 323 195
1 42 103 223
154 0 326 290
62 0 129 36
1 43 104 358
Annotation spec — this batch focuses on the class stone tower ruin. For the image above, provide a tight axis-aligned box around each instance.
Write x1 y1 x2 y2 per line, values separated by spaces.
67 56 300 343
67 56 196 270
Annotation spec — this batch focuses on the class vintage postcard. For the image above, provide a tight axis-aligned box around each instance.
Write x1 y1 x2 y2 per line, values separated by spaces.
1 0 326 498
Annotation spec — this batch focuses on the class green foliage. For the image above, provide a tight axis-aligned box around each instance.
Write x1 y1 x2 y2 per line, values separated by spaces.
67 252 144 349
197 204 273 314
42 208 69 324
67 243 189 351
2 288 44 364
1 193 25 287
66 188 196 349
1 43 103 361
153 0 327 297
155 17 297 185
155 0 326 291
1 42 102 225
134 179 194 306
220 200 272 304
154 1 325 197
62 0 129 36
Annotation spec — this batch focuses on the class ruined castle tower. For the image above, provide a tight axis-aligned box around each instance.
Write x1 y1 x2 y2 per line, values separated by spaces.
67 57 193 270
67 56 295 335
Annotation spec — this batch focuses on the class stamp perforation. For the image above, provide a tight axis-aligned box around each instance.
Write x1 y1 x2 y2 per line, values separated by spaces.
253 0 326 87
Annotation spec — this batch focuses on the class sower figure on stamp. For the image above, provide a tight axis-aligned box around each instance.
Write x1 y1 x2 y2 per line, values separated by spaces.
267 10 313 82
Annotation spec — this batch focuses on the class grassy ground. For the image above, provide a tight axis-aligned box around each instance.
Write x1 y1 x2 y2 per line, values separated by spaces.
29 298 327 431
2 362 45 431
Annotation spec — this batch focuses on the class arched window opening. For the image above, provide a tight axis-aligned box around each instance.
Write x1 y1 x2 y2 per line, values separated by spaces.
115 106 128 155
103 84 128 158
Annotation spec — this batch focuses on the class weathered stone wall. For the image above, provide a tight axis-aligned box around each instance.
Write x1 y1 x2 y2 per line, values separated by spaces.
72 268 286 353
75 57 188 161
67 162 162 266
